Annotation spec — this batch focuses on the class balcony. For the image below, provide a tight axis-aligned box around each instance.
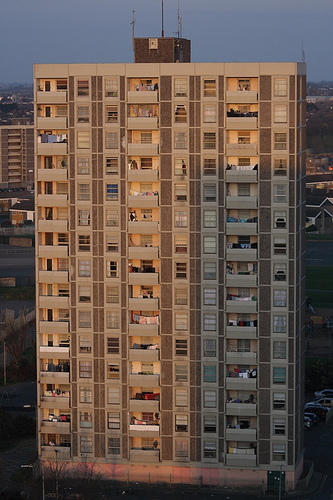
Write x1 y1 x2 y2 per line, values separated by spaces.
41 445 71 459
128 323 159 336
226 374 257 391
129 448 160 463
38 168 68 182
127 91 158 104
37 194 68 208
226 117 257 131
128 193 159 208
226 143 258 156
226 222 257 236
127 117 158 130
36 91 67 104
40 420 70 434
128 221 159 234
226 246 257 262
128 143 159 156
39 321 69 335
226 450 256 467
130 397 159 412
226 326 257 339
128 169 159 182
226 351 257 364
129 422 159 437
129 374 160 387
225 274 257 287
40 371 70 384
225 167 258 184
226 196 257 210
128 271 159 286
38 270 69 284
39 345 70 358
37 117 68 129
38 245 68 258
129 297 159 310
226 402 257 417
129 348 159 362
39 296 69 309
226 298 257 314
37 142 68 156
128 246 159 260
226 428 257 441
40 395 70 409
38 220 68 232
226 90 258 103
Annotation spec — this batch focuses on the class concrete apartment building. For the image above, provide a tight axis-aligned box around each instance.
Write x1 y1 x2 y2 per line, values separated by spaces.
34 37 306 490
0 120 34 188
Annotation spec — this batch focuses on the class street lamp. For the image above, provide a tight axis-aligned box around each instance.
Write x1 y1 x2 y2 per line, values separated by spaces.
55 449 59 500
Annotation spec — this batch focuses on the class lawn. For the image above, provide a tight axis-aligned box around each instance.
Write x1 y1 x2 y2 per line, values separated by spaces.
306 266 333 306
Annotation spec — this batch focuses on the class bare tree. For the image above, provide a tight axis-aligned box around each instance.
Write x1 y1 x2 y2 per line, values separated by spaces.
73 460 103 500
3 308 31 371
41 457 69 498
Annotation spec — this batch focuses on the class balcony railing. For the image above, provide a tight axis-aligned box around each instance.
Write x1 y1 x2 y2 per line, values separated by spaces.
226 242 257 250
227 110 258 118
226 164 258 171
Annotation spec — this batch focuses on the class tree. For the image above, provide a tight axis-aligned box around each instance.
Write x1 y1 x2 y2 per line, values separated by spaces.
73 460 103 500
41 457 69 498
2 309 32 374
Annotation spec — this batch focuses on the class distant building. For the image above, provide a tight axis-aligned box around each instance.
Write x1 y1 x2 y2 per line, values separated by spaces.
0 124 34 188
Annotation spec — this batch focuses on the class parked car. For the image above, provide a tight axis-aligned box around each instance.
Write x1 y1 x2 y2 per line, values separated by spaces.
314 397 333 408
304 412 320 424
304 403 329 419
314 389 333 398
304 416 313 428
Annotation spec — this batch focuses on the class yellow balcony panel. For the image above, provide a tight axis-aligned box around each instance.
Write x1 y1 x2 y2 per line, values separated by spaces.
127 91 158 104
128 144 159 156
226 326 257 339
225 428 257 441
37 194 68 208
38 245 68 258
226 351 257 364
128 324 159 336
40 396 70 409
41 445 71 459
226 90 258 103
37 117 68 129
128 247 159 260
226 300 257 314
128 272 159 286
39 296 69 308
127 117 158 130
128 170 159 182
226 249 258 262
226 402 257 417
226 378 257 391
129 424 159 437
226 275 257 287
128 221 159 234
226 222 257 236
37 143 68 156
129 374 160 387
129 448 160 463
128 194 159 208
129 399 160 412
129 297 159 310
36 91 67 104
226 144 258 156
225 170 258 183
129 349 160 362
226 453 257 467
40 372 70 384
39 321 69 335
40 421 70 433
38 271 69 284
38 220 68 232
226 196 257 209
38 168 68 182
39 346 69 358
226 117 258 130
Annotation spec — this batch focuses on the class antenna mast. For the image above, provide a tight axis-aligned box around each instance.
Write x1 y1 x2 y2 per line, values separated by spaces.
177 0 182 38
161 0 164 37
130 10 135 60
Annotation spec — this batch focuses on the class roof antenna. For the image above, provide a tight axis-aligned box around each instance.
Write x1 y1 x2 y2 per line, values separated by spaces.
177 0 182 38
130 11 135 60
161 0 164 37
301 38 306 63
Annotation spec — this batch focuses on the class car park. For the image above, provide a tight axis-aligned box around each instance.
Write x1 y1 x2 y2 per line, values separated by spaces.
314 397 333 408
314 389 333 398
304 416 313 428
304 403 329 419
304 412 320 424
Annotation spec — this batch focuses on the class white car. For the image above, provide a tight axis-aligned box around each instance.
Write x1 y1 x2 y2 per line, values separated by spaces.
314 389 333 398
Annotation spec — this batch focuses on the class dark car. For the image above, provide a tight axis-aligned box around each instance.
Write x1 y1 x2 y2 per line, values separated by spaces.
304 412 320 424
304 404 329 419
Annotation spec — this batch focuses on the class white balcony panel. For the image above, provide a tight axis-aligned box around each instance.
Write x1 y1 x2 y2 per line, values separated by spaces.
37 143 68 156
40 397 70 409
129 374 160 387
40 421 70 433
225 428 257 441
226 117 258 130
128 144 159 156
38 169 68 182
129 349 160 362
226 90 258 103
226 403 257 417
38 245 68 258
128 247 159 259
128 170 159 182
226 196 257 209
39 346 69 358
130 399 159 412
37 117 68 129
226 144 258 156
128 194 159 208
129 449 160 463
38 220 68 232
40 372 69 384
226 352 257 364
226 300 257 313
225 275 257 287
39 296 69 309
38 271 69 284
36 91 67 104
226 326 257 339
128 221 159 234
226 223 257 236
129 424 159 437
128 324 159 336
226 249 258 262
127 117 158 130
127 91 158 104
128 273 159 286
225 170 258 183
226 453 257 467
41 446 71 459
129 297 159 310
39 321 69 335
37 194 68 208
226 378 257 391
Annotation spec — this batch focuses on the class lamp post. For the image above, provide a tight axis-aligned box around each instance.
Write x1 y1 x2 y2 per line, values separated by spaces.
55 449 59 500
278 461 285 500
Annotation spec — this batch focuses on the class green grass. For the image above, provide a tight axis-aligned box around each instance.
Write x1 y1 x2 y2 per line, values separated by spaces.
306 234 333 241
0 286 35 300
306 266 333 291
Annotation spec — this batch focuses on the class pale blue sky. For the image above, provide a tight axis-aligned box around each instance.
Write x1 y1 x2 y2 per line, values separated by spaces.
0 0 332 83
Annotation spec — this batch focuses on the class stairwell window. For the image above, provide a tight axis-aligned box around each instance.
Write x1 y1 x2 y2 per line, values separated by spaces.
105 132 118 149
274 132 287 150
174 184 187 202
273 341 287 360
175 104 187 123
105 105 118 123
274 78 287 97
79 360 92 378
273 367 286 384
203 236 217 254
274 105 287 123
272 443 286 461
79 311 91 329
273 185 287 203
203 132 216 150
273 238 287 255
203 104 216 123
108 438 120 455
204 415 217 433
273 289 287 307
174 132 187 149
203 262 217 280
203 339 216 358
77 80 89 97
80 436 93 454
203 79 216 97
203 184 216 202
77 105 90 123
106 183 119 201
106 311 119 330
175 262 187 279
273 315 287 334
203 390 217 408
175 338 188 356
174 210 188 227
106 157 119 175
78 234 90 252
77 131 90 149
107 260 119 278
77 157 90 175
274 158 287 176
174 78 187 97
105 78 118 97
203 313 216 331
175 415 188 432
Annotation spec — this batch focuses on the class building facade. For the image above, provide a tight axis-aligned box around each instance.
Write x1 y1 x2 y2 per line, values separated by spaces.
34 42 306 489
0 123 34 188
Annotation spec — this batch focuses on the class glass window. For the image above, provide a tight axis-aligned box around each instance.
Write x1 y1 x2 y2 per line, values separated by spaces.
273 289 287 307
203 210 217 228
107 260 119 278
106 157 119 175
77 157 90 175
203 441 217 459
203 339 216 357
175 104 187 123
174 287 188 306
175 364 188 382
105 132 118 149
274 211 287 229
203 390 216 408
78 209 90 226
203 184 216 202
273 341 287 359
273 367 286 384
77 80 89 96
273 184 287 203
80 411 92 428
274 105 287 123
204 415 217 433
203 105 216 123
203 313 216 331
203 79 216 97
175 414 188 432
175 439 189 457
56 79 67 91
106 311 119 329
106 286 119 304
175 262 187 279
79 285 91 302
274 238 287 255
175 313 188 331
106 105 118 123
272 443 286 461
203 288 217 305
107 337 120 354
106 236 119 253
274 263 287 281
78 183 90 200
108 437 120 455
107 362 120 379
79 311 91 328
80 436 93 454
106 183 119 201
174 210 188 227
203 365 216 383
105 78 118 97
108 412 120 429
77 131 90 149
77 106 89 123
203 262 217 280
174 132 187 149
78 234 90 252
175 338 188 356
79 335 91 353
79 360 92 378
274 78 287 97
174 78 187 97
106 209 119 227
273 392 286 410
79 386 92 403
203 158 216 176
175 389 188 407
203 236 217 254
107 386 120 405
174 158 187 176
273 315 287 333
203 132 216 150
78 259 91 277
274 158 287 176
273 418 286 435
274 132 287 150
175 235 188 254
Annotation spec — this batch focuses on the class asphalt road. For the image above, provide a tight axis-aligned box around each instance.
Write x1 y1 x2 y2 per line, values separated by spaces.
306 240 333 266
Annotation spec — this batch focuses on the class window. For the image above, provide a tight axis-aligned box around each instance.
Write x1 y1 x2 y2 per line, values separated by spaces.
77 105 89 123
274 211 287 229
106 236 119 253
203 158 216 176
106 209 119 227
203 236 217 254
204 415 217 433
107 337 120 354
174 210 188 227
106 183 119 201
58 233 69 245
175 414 188 432
78 209 90 226
174 288 188 306
273 418 286 435
77 158 90 175
107 386 120 405
175 389 188 407
105 78 118 97
80 436 93 454
273 341 287 360
175 364 188 382
272 443 286 461
237 339 250 352
273 184 287 203
175 262 187 279
78 234 90 251
274 105 287 123
59 258 69 271
274 132 287 150
175 105 187 123
274 158 287 176
273 367 286 384
77 131 90 149
203 314 216 331
141 132 152 144
77 80 89 96
174 158 187 175
175 439 189 458
204 390 216 408
274 78 287 97
141 157 153 169
105 157 119 175
107 260 118 278
57 183 68 195
79 311 91 328
175 235 188 254
203 79 216 97
273 290 287 307
108 412 120 429
56 105 67 117
203 262 217 280
238 183 251 197
203 132 216 150
78 260 91 277
203 105 216 123
105 132 118 149
106 105 118 123
175 338 188 356
175 313 188 331
174 78 187 97
273 392 286 410
106 311 119 329
107 362 120 380
79 336 92 353
203 184 216 202
56 79 67 91
273 315 287 334
203 441 217 459
274 238 287 255
108 437 120 455
106 286 119 304
79 386 92 403
203 339 216 357
78 183 90 200
203 210 217 228
79 360 92 378
80 411 92 428
274 263 287 281
174 132 187 149
203 365 216 383
203 288 217 305
79 285 91 302
238 157 251 167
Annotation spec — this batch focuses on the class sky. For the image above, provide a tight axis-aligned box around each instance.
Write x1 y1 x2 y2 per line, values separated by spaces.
0 0 332 84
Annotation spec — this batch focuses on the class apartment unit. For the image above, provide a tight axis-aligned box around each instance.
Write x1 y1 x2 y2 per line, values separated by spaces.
34 38 306 490
0 123 34 188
